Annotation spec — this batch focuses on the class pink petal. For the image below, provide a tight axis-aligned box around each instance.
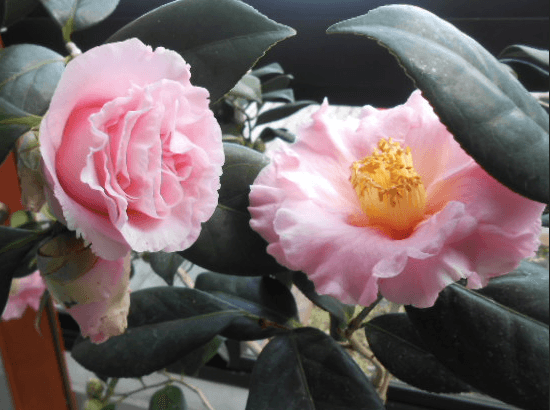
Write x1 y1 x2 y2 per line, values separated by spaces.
249 90 545 308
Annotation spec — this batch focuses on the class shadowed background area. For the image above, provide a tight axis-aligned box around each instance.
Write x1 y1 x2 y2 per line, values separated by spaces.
2 0 548 105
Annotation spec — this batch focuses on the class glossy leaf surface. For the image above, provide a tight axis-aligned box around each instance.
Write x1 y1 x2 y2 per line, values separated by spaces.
195 272 299 329
0 44 64 163
71 285 289 376
246 327 384 410
0 226 50 314
476 260 549 325
168 336 223 377
180 144 282 275
107 0 295 104
365 313 471 393
292 271 350 323
261 74 294 93
126 287 284 341
71 287 243 377
258 127 296 143
256 100 316 126
228 73 262 103
39 0 119 32
262 88 295 103
499 45 549 76
146 251 185 286
406 283 549 410
328 5 549 203
250 62 284 78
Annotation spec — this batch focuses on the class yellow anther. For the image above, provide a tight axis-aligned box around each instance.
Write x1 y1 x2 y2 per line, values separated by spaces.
350 138 426 239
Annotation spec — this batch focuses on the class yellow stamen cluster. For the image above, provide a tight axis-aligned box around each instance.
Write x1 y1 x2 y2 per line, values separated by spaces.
350 138 426 239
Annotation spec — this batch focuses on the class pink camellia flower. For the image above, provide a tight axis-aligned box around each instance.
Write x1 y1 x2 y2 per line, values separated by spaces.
37 232 132 343
249 91 545 308
2 271 46 321
40 38 224 260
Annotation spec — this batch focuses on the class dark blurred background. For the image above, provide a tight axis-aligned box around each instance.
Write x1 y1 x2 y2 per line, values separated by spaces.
2 0 548 106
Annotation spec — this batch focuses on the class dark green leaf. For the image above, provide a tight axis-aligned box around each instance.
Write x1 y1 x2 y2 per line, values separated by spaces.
107 0 295 104
328 5 549 203
365 313 472 393
149 385 186 410
261 88 295 103
0 226 50 314
499 45 549 77
0 44 64 164
261 74 294 93
2 0 39 27
0 44 65 115
195 272 299 327
293 271 350 323
406 283 549 410
258 127 296 143
0 258 13 320
71 287 243 377
246 327 384 410
476 260 548 325
250 62 284 78
100 405 116 410
72 285 289 377
39 0 119 32
256 101 316 126
180 143 282 275
228 73 262 103
146 251 185 286
168 336 223 377
542 213 549 227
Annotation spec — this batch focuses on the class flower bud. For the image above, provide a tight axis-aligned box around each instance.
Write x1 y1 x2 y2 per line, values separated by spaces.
37 231 131 343
86 378 105 400
16 131 47 212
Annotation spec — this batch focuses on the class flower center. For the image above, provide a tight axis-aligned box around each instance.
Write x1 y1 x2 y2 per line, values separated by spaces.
350 138 426 239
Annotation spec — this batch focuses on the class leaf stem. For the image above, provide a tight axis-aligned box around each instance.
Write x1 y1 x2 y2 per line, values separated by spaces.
347 335 391 402
345 294 383 338
161 370 217 410
102 377 119 402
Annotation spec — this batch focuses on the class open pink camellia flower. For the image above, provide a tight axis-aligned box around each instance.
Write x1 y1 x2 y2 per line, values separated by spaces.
249 91 545 308
40 38 224 260
1 271 46 321
37 232 131 343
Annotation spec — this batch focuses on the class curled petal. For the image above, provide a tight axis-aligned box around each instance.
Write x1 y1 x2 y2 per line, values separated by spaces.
249 90 545 307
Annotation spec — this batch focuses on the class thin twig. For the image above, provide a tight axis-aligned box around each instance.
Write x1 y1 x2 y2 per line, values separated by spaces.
103 378 119 402
348 336 391 402
177 265 195 288
162 370 216 410
112 380 168 404
345 294 383 338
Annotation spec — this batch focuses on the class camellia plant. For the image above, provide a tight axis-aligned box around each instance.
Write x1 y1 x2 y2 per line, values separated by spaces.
0 1 548 410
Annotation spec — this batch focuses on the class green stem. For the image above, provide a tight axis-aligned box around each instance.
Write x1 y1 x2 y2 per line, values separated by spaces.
102 378 119 402
345 294 383 338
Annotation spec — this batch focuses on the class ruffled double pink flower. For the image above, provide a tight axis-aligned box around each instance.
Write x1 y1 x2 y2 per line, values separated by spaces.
39 38 224 261
249 91 544 308
36 38 225 342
